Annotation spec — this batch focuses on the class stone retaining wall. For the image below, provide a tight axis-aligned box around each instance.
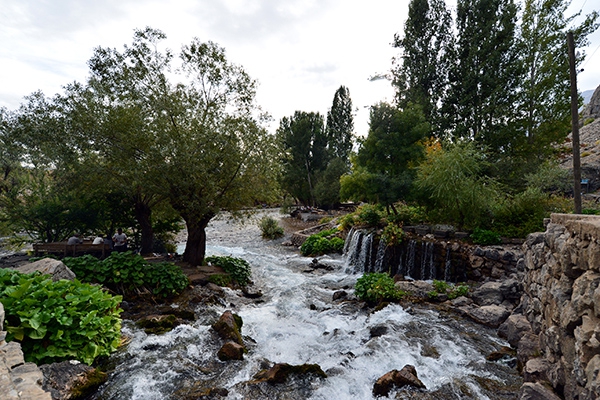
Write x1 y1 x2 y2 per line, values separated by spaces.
520 213 600 399
0 303 52 399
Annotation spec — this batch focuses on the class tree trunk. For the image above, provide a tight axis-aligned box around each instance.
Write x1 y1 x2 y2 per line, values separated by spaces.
182 213 214 266
135 200 154 255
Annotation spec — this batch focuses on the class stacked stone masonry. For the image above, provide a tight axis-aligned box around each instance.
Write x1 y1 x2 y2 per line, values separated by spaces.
0 302 52 400
521 213 600 399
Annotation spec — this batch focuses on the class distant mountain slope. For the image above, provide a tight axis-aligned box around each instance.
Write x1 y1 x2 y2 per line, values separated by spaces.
583 89 595 105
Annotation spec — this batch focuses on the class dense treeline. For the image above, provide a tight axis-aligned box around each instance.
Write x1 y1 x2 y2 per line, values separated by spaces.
0 0 599 264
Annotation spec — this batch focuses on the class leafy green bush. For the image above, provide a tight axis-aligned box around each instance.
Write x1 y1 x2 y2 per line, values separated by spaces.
385 203 427 226
300 228 344 256
0 268 122 365
63 252 189 298
428 280 469 300
259 216 284 239
471 228 502 245
381 224 406 246
208 274 232 287
491 188 570 238
205 255 252 286
354 273 405 303
339 204 385 230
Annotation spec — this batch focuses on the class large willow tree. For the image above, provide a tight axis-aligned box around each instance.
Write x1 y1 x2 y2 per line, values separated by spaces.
70 28 276 265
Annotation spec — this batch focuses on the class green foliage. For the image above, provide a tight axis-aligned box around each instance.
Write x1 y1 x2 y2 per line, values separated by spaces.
341 103 429 206
471 228 502 245
491 187 571 238
381 224 406 246
428 280 469 300
300 228 344 256
63 252 189 297
259 216 284 239
0 268 122 365
208 274 232 287
384 203 427 226
524 160 571 194
205 255 252 287
415 141 499 229
355 273 406 303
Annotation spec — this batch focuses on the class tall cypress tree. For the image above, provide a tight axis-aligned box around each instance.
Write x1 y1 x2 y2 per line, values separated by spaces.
516 0 599 164
441 0 520 149
325 85 354 162
393 0 453 131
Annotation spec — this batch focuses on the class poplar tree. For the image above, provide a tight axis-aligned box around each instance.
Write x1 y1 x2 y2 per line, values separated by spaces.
325 85 354 162
392 0 453 130
441 0 520 149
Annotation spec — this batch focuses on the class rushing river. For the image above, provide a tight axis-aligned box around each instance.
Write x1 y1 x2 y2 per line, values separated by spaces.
91 210 521 400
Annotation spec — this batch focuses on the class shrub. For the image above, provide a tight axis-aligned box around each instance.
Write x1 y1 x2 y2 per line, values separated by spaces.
208 274 232 287
259 216 284 239
354 272 405 303
300 228 344 256
357 204 384 227
63 252 189 298
205 255 252 286
385 203 427 226
381 224 406 246
471 228 502 245
0 268 122 365
428 280 469 300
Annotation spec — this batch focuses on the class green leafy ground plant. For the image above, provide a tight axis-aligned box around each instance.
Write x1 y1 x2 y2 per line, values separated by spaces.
355 272 406 303
428 280 469 300
0 268 122 365
259 216 284 239
205 255 252 286
63 252 189 298
300 228 344 256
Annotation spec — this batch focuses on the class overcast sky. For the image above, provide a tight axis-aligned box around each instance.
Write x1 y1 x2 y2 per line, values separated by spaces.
1 0 599 136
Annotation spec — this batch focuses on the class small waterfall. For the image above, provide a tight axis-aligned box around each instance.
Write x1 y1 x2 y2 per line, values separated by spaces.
373 238 386 272
361 233 374 272
444 248 452 282
343 229 363 273
407 239 416 278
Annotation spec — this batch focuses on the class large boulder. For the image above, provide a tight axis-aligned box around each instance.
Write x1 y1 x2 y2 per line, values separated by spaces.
217 341 245 361
40 361 107 400
212 310 244 345
252 363 327 384
582 85 600 121
15 258 76 281
373 365 426 397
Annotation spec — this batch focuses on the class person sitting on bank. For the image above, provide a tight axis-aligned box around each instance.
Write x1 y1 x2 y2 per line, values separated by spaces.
67 234 83 245
92 234 104 245
112 228 128 252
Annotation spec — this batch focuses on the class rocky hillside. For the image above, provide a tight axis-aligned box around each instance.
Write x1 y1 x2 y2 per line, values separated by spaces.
561 84 600 191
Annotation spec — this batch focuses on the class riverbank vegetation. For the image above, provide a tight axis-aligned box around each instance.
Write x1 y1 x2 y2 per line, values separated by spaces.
0 268 122 365
0 0 598 263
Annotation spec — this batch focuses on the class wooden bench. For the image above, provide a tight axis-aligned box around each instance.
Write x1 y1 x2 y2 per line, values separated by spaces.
33 242 112 258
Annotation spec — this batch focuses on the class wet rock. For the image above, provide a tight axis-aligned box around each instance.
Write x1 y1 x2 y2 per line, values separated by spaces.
136 314 179 334
173 383 229 399
15 258 76 281
373 364 426 397
252 363 327 384
332 290 348 301
241 286 263 299
517 332 541 367
498 314 533 347
471 281 504 306
217 341 245 361
486 346 517 363
523 358 551 383
519 382 562 400
212 311 244 345
464 305 511 328
394 280 434 299
40 360 107 400
369 324 388 338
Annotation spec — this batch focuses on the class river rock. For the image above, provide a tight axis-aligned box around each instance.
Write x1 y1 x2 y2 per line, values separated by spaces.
252 363 327 384
217 341 245 361
523 358 551 383
519 382 562 400
212 311 244 345
40 360 107 400
471 281 504 306
395 281 434 299
464 305 511 328
498 314 533 347
373 364 426 397
15 258 76 281
135 314 179 334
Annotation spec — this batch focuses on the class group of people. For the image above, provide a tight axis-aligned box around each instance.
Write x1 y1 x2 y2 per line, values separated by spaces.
67 228 128 252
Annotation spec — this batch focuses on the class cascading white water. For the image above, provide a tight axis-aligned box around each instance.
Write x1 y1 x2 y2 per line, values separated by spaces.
92 211 520 399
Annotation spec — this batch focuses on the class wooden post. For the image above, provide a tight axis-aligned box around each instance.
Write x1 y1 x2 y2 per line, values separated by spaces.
568 31 582 214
